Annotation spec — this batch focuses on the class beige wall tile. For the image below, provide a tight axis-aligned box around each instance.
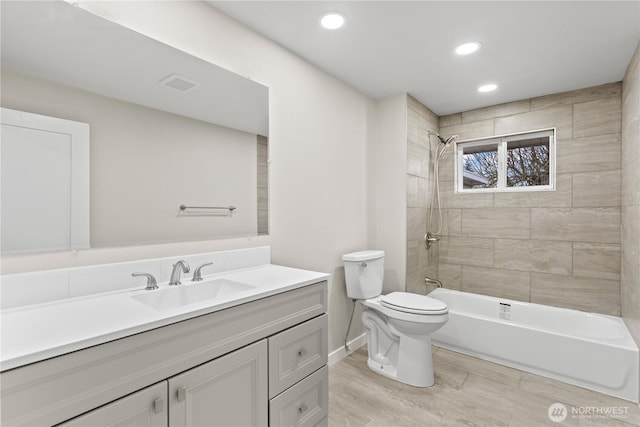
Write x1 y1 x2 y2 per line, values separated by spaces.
439 236 494 267
407 106 421 144
407 239 420 275
622 163 640 206
530 273 620 315
462 100 530 123
407 175 427 208
461 266 531 301
407 94 424 112
420 238 439 270
574 96 622 138
461 208 531 239
572 170 621 207
531 207 621 243
405 269 422 295
556 134 621 174
494 105 572 139
494 239 572 275
439 187 494 209
494 174 572 208
437 151 455 182
407 142 429 178
621 116 640 169
407 207 426 241
621 43 640 349
439 209 462 236
440 119 494 141
530 82 621 111
438 263 462 290
573 242 621 280
439 113 462 128
621 205 640 314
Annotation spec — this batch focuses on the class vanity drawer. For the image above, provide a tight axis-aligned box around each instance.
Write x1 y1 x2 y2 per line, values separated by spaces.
269 366 328 427
268 314 328 398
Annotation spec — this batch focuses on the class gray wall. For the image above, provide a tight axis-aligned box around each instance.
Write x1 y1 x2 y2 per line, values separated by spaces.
436 83 622 315
622 42 640 345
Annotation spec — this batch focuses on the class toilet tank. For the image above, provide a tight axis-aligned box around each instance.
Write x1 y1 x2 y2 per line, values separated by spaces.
342 250 385 300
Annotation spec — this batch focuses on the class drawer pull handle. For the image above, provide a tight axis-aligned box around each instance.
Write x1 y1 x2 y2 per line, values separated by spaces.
177 386 187 402
297 348 307 358
153 398 165 414
298 403 308 414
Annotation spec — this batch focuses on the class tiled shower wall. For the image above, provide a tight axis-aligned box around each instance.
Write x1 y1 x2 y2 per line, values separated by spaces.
435 83 622 315
257 135 268 235
406 95 439 294
622 43 640 344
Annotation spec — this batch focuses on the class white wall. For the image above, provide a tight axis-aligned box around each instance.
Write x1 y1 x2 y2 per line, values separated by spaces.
370 94 408 293
1 1 375 354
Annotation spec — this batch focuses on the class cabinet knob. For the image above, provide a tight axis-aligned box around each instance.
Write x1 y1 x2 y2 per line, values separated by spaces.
153 398 165 414
298 402 308 415
177 386 187 402
297 347 307 358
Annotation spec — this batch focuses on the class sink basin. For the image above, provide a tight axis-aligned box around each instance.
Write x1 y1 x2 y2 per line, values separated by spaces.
132 278 255 311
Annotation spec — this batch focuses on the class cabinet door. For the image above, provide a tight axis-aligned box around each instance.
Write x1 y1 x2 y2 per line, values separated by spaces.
169 340 268 427
59 382 167 427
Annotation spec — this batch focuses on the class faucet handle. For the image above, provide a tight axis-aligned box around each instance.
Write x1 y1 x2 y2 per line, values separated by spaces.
192 262 214 282
132 272 159 290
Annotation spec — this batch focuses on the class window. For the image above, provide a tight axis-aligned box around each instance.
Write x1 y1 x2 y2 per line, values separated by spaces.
455 128 555 193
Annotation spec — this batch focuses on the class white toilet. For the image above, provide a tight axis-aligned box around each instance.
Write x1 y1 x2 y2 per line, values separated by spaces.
343 250 448 387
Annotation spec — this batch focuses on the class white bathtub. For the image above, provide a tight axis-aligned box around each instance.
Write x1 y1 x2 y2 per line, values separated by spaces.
429 288 639 403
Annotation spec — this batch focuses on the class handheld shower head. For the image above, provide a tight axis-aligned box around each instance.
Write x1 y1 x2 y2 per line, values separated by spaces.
429 131 459 146
444 135 459 145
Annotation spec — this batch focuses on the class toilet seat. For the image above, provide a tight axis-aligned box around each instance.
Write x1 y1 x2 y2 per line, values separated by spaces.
381 292 448 315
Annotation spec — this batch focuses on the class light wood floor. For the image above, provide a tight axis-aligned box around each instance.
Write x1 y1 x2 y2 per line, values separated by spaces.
328 346 640 427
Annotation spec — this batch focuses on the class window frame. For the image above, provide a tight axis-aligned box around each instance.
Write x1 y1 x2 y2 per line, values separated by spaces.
454 128 556 193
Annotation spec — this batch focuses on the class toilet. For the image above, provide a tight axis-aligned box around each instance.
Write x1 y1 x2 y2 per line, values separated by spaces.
343 250 448 387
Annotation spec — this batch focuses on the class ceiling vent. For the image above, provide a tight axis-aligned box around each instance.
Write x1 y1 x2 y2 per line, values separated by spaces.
158 74 200 92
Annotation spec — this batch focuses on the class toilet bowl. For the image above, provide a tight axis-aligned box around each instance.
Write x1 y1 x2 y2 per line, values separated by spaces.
342 250 448 387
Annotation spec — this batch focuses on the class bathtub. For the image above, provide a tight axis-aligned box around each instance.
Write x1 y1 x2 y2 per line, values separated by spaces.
429 288 639 403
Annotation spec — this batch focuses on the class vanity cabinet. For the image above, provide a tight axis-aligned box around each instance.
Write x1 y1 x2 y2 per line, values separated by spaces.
1 281 328 427
168 340 268 427
59 340 269 427
59 382 168 427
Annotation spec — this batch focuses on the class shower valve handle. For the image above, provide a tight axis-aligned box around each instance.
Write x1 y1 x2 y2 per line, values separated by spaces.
425 232 439 249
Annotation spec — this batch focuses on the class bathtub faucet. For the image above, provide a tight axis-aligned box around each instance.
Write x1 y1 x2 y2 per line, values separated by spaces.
425 277 443 288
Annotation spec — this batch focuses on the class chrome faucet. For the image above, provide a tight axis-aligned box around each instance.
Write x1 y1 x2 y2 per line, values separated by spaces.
169 260 190 286
132 272 158 290
425 276 443 288
192 262 213 282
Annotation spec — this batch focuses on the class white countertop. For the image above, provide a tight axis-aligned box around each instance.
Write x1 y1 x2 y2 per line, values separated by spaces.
1 264 329 371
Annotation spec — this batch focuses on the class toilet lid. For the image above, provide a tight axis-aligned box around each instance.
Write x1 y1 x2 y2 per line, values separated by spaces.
381 292 448 315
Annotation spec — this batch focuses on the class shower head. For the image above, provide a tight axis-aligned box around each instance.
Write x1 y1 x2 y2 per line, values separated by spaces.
444 135 458 145
430 132 459 145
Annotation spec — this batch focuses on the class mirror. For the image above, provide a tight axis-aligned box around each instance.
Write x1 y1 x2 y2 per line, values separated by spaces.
0 1 269 254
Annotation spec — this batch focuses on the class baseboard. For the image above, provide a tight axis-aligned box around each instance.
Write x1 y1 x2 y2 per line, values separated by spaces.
328 333 367 366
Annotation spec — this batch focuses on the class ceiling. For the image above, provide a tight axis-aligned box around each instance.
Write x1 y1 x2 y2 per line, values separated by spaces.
209 1 640 116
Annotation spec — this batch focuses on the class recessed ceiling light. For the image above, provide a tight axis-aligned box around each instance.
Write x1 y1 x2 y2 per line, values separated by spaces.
478 83 498 93
455 42 481 55
320 13 346 30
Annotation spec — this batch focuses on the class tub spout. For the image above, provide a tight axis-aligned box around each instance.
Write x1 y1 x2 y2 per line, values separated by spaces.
425 277 443 288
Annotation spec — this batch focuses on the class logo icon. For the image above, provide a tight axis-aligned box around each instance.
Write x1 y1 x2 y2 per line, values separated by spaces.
548 402 568 423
